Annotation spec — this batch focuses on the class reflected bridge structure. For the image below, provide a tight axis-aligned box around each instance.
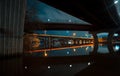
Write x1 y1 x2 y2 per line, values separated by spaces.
23 34 93 52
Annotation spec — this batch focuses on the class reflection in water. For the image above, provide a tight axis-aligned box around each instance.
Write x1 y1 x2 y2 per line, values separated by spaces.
67 51 70 55
69 65 72 68
24 66 28 69
44 52 48 57
48 66 51 69
44 50 48 57
25 45 93 57
97 44 109 53
114 45 120 51
73 48 76 52
85 47 89 51
88 62 91 66
25 43 120 57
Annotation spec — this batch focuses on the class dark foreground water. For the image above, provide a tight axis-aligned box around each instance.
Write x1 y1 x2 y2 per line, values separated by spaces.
1 43 120 76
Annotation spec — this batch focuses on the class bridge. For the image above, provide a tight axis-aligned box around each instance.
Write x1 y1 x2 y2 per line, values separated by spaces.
0 0 120 56
23 34 93 52
25 0 120 31
24 0 120 55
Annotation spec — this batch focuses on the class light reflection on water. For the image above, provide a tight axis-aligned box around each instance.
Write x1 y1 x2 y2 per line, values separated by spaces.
97 44 109 53
114 45 120 51
27 44 120 57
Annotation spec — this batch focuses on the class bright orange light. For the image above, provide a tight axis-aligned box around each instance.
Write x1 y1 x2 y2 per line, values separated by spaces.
44 51 48 57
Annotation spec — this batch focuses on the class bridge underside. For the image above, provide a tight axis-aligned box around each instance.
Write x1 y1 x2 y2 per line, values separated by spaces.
24 22 119 33
25 22 95 32
39 0 120 29
25 0 120 32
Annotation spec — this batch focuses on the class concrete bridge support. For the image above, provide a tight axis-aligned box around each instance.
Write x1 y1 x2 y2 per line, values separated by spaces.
0 0 26 57
91 32 98 54
90 27 120 54
107 32 115 54
90 31 114 54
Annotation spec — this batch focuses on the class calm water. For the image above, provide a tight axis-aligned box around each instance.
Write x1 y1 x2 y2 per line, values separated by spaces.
22 43 120 76
1 44 120 76
26 43 120 57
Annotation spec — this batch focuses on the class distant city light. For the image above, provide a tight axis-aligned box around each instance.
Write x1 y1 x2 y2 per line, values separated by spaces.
83 40 85 44
73 33 76 36
114 33 118 36
68 41 72 44
79 40 82 44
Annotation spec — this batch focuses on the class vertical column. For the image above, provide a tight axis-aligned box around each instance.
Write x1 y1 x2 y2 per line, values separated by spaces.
48 36 51 49
73 39 76 45
81 39 83 44
44 37 47 49
52 38 54 48
79 40 82 45
0 0 26 57
107 32 115 54
90 32 98 54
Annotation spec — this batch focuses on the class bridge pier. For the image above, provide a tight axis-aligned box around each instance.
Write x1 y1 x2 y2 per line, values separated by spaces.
91 32 98 54
107 32 115 54
90 31 115 54
0 0 25 57
89 27 120 54
23 34 94 51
